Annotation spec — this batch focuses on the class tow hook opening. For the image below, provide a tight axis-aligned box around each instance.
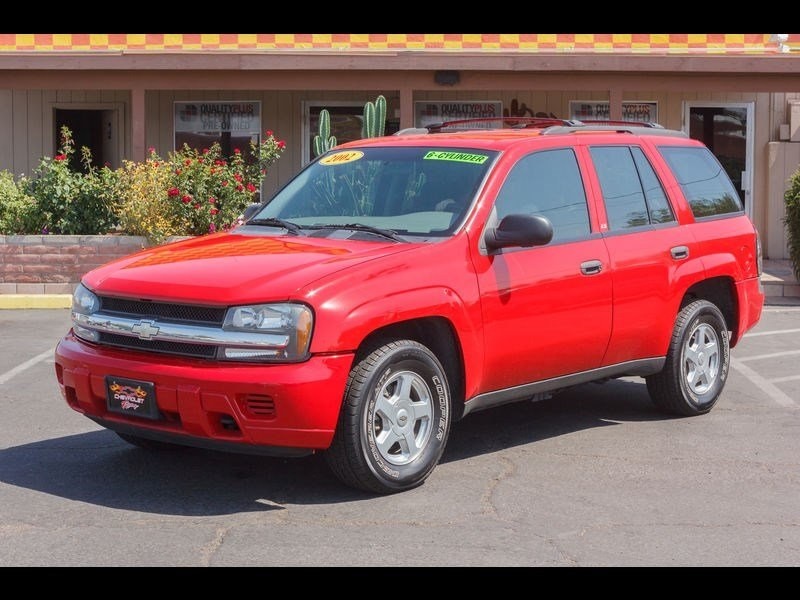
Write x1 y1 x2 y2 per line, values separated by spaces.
219 414 240 432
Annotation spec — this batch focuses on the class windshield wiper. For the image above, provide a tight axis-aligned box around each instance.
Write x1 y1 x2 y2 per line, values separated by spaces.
306 223 407 243
247 218 301 235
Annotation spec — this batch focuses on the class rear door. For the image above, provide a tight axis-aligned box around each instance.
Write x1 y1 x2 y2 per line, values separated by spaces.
584 143 701 365
473 146 613 393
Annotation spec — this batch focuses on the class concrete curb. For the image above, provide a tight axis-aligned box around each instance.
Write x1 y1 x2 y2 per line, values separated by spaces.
0 294 72 309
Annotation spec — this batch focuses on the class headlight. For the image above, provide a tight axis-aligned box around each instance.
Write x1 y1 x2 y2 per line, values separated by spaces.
222 303 313 361
72 283 100 315
71 284 100 342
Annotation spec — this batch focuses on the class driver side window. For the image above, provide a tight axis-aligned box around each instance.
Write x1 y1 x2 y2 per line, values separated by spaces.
495 148 591 243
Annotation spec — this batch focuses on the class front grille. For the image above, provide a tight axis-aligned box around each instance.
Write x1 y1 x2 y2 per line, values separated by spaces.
99 297 226 325
98 332 217 359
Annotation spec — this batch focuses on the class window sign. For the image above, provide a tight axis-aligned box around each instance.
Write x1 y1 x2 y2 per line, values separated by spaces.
414 101 503 128
569 101 658 123
174 101 261 157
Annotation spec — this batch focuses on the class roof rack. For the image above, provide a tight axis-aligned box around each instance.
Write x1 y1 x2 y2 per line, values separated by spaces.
578 119 664 128
392 117 687 138
542 124 687 137
422 117 584 132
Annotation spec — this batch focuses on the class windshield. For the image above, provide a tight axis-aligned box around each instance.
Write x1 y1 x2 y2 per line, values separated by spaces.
251 146 498 238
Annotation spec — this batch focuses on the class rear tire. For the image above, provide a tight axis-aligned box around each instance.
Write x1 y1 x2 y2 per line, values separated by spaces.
646 300 730 416
325 340 452 494
116 432 180 451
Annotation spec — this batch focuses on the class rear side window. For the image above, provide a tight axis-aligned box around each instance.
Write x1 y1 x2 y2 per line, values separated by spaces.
630 147 675 224
590 146 656 230
495 148 591 242
658 146 743 218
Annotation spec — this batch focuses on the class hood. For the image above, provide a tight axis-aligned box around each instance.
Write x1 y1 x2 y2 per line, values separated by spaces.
83 230 418 305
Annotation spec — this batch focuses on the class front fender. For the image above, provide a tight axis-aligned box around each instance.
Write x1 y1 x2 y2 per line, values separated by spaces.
312 285 485 403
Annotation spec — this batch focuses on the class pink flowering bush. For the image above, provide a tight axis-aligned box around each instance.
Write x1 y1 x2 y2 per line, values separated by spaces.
149 135 285 237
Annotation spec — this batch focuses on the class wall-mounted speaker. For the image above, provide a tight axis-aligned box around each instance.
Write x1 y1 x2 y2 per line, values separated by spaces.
434 70 460 86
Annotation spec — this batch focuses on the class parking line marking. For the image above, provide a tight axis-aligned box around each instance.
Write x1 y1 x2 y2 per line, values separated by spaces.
730 358 798 408
737 349 800 363
770 374 800 384
745 327 800 338
0 349 54 385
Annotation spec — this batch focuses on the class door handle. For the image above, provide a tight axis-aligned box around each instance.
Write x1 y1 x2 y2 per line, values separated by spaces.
670 246 689 260
580 260 603 276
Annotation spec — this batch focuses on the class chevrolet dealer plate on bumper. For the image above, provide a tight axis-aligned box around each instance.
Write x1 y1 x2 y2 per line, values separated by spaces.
105 376 160 420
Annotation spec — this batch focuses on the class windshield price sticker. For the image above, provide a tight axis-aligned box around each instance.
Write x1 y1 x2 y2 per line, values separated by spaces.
423 151 488 164
320 151 364 165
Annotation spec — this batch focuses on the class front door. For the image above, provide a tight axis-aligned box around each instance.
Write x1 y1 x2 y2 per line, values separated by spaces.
474 147 613 393
684 102 754 217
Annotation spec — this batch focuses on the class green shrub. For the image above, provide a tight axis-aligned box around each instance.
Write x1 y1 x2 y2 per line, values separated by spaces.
0 171 40 234
75 146 121 233
26 126 119 235
1 127 286 241
785 166 800 280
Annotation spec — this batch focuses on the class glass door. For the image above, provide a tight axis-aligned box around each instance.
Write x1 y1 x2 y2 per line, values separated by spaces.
683 102 754 216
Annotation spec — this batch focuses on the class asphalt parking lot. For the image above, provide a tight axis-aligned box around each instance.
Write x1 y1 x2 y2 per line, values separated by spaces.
0 307 798 566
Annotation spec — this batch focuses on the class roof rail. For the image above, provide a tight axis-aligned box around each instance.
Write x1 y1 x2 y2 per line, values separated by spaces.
578 119 664 128
394 127 430 136
542 124 688 137
423 117 583 132
392 117 687 138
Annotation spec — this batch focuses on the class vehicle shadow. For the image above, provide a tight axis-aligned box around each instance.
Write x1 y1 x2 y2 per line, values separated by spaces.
444 378 666 463
0 379 668 515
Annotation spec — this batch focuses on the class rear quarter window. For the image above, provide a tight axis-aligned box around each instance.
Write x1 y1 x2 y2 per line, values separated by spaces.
658 146 743 218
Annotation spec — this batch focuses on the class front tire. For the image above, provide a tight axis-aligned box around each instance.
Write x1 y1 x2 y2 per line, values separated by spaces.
326 340 452 494
646 299 730 416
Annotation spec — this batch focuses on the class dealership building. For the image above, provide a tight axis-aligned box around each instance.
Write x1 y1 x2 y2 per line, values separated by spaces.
1 33 799 258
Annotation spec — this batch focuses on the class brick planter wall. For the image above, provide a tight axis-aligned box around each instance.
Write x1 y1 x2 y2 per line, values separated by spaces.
0 235 148 294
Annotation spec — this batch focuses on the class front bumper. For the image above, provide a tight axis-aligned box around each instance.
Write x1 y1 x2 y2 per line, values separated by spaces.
55 331 353 451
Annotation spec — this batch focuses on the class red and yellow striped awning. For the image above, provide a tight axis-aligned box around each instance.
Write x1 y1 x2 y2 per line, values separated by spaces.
0 34 797 54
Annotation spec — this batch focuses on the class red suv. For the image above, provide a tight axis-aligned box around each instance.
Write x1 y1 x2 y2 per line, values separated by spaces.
55 120 764 493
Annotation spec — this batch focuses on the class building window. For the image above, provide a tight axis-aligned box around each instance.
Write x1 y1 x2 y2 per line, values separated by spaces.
174 101 261 158
569 101 658 123
303 101 400 165
304 102 366 165
414 101 503 128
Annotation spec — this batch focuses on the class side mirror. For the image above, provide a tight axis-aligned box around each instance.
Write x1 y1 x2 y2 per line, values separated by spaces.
241 203 262 222
484 214 553 252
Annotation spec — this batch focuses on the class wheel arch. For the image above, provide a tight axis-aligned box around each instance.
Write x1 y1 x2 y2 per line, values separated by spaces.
679 276 740 344
354 317 467 421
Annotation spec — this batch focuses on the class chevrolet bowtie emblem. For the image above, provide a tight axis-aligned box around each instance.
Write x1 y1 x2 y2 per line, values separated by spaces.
131 320 160 340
